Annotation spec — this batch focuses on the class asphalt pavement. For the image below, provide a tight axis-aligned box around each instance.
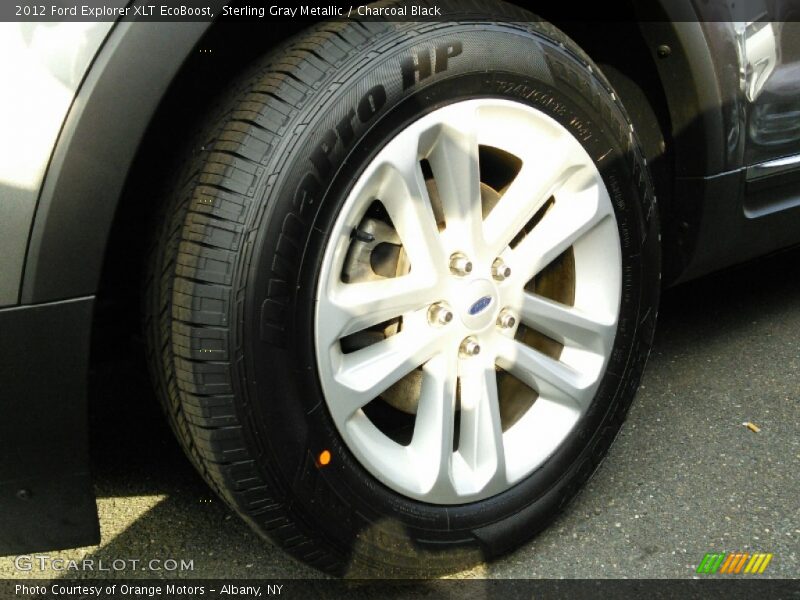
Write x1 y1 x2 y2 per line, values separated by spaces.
1 247 798 581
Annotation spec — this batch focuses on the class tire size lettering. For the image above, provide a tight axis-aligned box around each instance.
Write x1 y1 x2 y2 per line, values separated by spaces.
495 80 568 118
401 41 463 90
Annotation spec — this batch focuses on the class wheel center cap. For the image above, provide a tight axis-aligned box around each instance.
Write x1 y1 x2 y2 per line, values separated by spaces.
459 279 498 329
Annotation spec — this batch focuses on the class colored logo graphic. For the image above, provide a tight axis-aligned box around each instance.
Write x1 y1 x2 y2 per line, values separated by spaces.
468 296 492 315
696 552 773 575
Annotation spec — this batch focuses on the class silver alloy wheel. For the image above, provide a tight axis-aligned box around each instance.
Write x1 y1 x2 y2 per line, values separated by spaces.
315 99 621 504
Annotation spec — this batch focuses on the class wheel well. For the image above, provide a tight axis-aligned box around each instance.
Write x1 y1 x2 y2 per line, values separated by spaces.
91 21 306 362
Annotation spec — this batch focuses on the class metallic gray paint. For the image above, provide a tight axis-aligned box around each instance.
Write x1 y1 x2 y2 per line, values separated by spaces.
20 19 215 303
0 22 115 307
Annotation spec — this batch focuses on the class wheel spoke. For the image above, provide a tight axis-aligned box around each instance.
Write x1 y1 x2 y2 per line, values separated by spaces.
426 107 485 254
330 328 442 422
510 174 612 284
379 140 446 276
409 352 458 493
520 292 616 353
457 358 506 486
483 147 583 255
496 337 593 410
323 276 436 340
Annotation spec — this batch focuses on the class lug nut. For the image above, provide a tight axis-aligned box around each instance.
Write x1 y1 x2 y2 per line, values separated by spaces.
428 302 454 326
491 258 511 281
497 309 517 329
449 252 473 276
459 336 481 357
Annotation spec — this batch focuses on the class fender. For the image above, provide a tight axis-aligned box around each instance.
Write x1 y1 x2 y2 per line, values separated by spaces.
635 3 743 177
637 2 800 283
20 12 221 303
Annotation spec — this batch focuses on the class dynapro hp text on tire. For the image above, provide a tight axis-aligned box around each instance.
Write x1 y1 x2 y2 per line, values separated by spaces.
145 1 660 577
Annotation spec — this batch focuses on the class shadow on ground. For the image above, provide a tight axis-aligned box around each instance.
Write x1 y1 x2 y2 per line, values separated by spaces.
71 333 320 579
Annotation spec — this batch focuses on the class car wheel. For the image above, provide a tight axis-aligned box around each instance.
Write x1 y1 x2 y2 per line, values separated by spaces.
145 5 660 577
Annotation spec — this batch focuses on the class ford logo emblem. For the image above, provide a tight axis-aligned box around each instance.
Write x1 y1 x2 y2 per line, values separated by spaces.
468 296 492 316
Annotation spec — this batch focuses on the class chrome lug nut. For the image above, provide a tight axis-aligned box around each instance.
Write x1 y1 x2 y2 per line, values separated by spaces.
449 252 473 276
497 309 517 329
459 336 481 357
491 258 511 281
428 302 454 326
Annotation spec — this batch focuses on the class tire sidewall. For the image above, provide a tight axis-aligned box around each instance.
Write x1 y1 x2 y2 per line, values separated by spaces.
238 21 659 554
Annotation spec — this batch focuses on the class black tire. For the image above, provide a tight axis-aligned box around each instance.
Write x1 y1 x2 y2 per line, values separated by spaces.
145 3 660 577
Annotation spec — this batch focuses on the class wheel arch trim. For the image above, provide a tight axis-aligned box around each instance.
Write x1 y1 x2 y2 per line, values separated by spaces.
20 17 219 304
638 18 739 177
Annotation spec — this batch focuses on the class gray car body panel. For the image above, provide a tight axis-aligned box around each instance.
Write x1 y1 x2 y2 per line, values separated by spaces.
20 19 216 304
0 22 115 307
